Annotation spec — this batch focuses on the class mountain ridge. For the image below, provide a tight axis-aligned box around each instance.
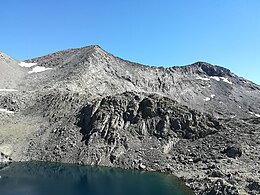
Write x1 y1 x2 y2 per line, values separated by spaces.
24 45 235 75
0 45 260 195
24 45 259 118
1 45 258 86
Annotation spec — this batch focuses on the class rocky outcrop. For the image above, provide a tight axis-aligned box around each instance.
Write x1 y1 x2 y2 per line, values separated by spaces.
79 92 220 145
0 152 12 164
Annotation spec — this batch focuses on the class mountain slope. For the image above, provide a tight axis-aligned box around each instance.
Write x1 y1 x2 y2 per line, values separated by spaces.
0 51 26 89
23 45 260 118
0 45 260 194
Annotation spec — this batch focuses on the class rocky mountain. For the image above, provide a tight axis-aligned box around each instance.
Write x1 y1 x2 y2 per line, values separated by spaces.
0 45 260 194
22 45 260 119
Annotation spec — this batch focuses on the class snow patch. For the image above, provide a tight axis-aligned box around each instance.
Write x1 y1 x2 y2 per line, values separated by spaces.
0 89 18 92
0 108 14 114
210 76 232 84
249 111 260 117
210 76 220 81
210 94 215 98
196 76 210 81
221 77 233 84
28 66 53 74
19 62 37 68
203 97 211 101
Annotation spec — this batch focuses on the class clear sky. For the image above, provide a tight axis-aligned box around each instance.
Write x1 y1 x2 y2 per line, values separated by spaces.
0 0 259 84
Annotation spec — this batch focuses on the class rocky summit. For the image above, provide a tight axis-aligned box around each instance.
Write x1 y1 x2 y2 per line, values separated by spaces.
0 45 260 194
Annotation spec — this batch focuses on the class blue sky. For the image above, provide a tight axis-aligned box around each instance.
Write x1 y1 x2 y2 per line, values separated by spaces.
1 0 259 84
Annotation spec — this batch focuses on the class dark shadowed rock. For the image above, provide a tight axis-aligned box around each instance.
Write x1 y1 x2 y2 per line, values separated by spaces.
222 146 242 158
247 181 260 193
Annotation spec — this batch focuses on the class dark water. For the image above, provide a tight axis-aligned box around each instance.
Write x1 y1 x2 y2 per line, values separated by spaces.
0 162 194 195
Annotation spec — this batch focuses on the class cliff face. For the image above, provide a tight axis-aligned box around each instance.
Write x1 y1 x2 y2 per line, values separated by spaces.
1 45 260 194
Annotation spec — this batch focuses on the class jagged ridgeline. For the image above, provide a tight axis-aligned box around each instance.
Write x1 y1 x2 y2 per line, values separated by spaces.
0 45 260 195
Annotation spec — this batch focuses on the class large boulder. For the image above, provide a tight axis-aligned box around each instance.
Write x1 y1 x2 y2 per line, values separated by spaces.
222 146 242 158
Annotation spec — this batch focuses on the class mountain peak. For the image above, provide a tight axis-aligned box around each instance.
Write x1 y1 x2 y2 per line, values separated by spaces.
90 44 102 50
80 45 107 54
0 50 17 64
190 61 231 77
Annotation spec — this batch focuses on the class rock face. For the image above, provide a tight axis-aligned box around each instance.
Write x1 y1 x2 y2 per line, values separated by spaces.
0 45 260 194
76 92 221 165
79 92 221 143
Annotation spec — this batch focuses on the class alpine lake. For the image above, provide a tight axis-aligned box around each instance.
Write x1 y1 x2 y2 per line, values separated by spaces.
0 162 194 195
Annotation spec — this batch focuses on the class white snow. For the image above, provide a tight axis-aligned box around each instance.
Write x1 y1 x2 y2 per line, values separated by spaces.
0 89 18 92
249 111 260 117
0 108 14 114
210 76 220 81
28 66 53 74
19 62 37 68
196 76 210 81
210 94 215 98
210 76 232 84
203 97 211 101
255 114 260 117
221 77 233 84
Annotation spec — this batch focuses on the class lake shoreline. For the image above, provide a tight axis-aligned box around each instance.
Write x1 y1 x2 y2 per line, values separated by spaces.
0 161 194 195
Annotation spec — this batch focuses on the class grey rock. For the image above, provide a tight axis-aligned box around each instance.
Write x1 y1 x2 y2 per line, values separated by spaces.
0 45 260 194
201 179 239 195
